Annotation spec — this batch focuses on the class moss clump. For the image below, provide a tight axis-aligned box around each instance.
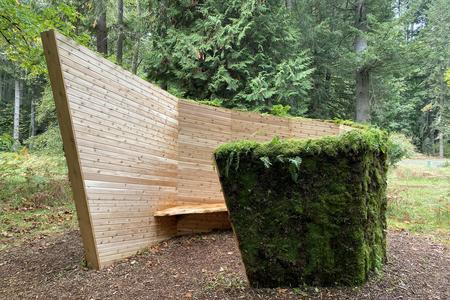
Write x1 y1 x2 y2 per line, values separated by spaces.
214 129 388 287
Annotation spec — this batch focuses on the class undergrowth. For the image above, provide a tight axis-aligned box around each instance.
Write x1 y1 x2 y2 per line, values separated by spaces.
0 149 75 249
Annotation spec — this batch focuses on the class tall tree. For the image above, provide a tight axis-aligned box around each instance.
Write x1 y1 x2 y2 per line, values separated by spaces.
144 0 313 114
0 72 3 102
30 93 36 138
13 79 20 149
116 0 125 65
419 0 450 157
131 0 147 74
354 0 370 122
95 1 108 55
0 0 89 143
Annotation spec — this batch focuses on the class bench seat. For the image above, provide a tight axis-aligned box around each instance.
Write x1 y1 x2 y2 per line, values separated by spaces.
154 203 228 217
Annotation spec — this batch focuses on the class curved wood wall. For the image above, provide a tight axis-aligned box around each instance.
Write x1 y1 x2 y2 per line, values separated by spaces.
42 30 347 268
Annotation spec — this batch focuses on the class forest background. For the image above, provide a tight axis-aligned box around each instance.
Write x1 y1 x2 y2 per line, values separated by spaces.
0 0 449 155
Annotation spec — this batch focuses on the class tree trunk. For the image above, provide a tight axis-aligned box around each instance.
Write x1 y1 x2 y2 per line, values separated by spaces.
355 68 370 122
13 79 21 150
30 98 36 138
131 39 140 74
116 0 125 65
131 0 144 74
438 132 444 158
96 5 108 55
0 72 3 102
285 0 293 10
354 0 370 123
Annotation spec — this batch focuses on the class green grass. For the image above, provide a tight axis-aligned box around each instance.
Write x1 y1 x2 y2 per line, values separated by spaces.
387 164 450 245
0 150 76 249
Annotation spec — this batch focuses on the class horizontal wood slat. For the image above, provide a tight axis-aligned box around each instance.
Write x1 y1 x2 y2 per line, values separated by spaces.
44 30 178 269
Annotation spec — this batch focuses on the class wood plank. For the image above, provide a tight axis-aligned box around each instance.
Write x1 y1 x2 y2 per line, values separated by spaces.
154 203 227 217
41 30 100 269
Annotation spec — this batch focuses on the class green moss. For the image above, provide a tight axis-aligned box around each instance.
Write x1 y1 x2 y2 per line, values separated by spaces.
331 119 369 129
214 128 388 287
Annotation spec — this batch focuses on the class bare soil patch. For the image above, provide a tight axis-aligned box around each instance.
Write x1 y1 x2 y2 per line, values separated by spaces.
0 230 449 299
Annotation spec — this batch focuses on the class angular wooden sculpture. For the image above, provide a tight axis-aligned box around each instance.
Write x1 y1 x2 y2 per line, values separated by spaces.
214 129 388 287
41 30 350 269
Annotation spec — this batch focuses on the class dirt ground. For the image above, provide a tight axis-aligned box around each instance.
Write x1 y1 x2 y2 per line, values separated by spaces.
0 230 449 300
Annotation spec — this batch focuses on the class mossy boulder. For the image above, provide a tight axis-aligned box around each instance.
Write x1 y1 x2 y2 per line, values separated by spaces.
214 129 389 287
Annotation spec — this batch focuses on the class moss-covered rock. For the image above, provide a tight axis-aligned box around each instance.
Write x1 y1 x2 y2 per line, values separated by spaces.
214 129 388 287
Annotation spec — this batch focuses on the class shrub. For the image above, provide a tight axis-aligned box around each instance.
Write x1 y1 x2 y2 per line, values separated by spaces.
0 133 14 152
386 132 415 166
270 104 291 116
0 151 69 208
214 129 389 287
25 126 63 155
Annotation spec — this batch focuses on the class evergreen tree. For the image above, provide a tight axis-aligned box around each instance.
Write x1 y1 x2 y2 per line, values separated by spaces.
143 0 314 114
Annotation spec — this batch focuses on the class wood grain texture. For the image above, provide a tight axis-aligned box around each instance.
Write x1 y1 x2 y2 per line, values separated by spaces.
154 203 227 216
42 31 348 269
41 30 99 269
43 30 178 268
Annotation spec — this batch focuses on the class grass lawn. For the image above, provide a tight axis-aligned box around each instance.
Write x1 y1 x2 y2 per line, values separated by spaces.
387 162 450 245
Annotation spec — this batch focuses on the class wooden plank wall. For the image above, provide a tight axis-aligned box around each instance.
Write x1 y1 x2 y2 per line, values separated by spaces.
44 31 179 268
177 101 232 205
43 31 348 268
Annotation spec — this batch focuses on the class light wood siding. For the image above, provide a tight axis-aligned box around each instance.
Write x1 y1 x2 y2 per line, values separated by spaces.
177 101 232 206
42 31 179 268
42 31 349 268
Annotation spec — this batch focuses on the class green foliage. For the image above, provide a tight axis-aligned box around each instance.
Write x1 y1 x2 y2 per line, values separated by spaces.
1 0 448 158
371 75 423 135
386 133 416 166
214 129 389 287
331 119 369 130
0 0 89 77
0 133 14 151
369 0 450 151
0 101 13 135
259 156 272 169
25 126 63 155
144 0 313 113
270 104 291 117
184 98 224 107
0 0 91 150
0 151 74 249
35 84 58 127
0 151 69 208
287 156 302 182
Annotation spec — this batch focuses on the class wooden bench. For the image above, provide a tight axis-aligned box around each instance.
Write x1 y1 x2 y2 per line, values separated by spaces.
154 203 228 217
